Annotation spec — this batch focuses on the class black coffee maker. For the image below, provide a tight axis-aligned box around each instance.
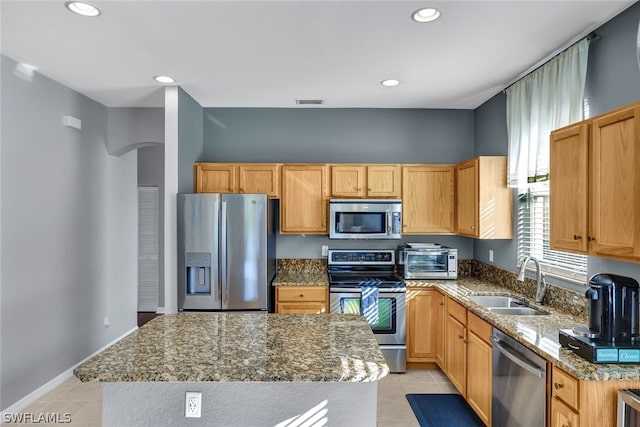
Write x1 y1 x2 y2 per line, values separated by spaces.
586 274 640 343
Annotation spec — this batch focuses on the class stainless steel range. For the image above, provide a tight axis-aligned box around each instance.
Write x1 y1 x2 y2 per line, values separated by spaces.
328 249 406 373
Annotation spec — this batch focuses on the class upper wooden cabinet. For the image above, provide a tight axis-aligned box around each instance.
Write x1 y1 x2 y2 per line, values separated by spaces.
281 164 328 233
238 164 280 198
456 156 512 239
590 105 640 260
550 101 640 262
550 123 589 253
330 164 400 198
194 163 280 198
402 165 455 234
194 163 236 193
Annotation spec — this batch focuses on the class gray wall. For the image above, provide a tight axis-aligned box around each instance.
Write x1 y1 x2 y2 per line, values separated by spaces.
0 55 138 410
178 87 204 193
138 145 165 307
107 108 164 156
202 108 476 258
472 1 640 289
473 92 520 275
585 1 640 116
204 108 474 163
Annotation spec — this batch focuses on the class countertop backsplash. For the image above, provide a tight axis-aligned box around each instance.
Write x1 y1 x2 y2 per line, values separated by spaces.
275 257 588 319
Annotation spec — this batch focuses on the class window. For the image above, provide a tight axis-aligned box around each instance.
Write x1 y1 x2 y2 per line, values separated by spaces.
517 181 587 282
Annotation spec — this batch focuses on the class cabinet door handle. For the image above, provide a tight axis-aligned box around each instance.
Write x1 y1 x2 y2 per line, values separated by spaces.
439 302 445 306
367 188 372 191
458 334 464 339
573 234 582 240
554 382 564 390
588 236 596 242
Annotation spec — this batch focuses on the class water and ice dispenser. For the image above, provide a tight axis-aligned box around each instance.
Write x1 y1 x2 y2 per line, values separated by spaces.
185 252 211 295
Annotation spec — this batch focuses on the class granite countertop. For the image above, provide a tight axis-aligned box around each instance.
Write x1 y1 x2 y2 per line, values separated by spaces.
406 278 640 382
272 271 328 286
73 313 388 383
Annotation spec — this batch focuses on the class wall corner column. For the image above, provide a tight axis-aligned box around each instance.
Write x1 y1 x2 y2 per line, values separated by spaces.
164 86 179 314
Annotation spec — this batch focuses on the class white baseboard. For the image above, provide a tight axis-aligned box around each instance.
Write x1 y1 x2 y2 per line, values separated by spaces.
156 306 165 314
2 325 138 416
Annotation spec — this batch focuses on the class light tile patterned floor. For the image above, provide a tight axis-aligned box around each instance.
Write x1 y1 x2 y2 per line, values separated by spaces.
377 368 459 427
4 376 101 426
4 368 455 426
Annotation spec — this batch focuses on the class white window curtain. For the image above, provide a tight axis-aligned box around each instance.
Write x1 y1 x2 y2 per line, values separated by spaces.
506 38 590 189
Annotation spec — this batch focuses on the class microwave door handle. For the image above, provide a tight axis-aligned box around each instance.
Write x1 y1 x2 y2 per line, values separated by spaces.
387 210 391 235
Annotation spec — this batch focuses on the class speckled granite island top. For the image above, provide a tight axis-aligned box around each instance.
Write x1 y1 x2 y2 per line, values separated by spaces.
73 313 388 383
407 277 640 382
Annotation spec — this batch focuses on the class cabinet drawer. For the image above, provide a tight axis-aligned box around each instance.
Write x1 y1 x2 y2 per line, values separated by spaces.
467 312 492 344
552 366 579 410
447 298 467 324
552 397 579 427
276 287 327 302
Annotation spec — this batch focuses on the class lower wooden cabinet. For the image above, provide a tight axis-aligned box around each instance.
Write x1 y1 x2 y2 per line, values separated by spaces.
466 312 492 426
442 297 492 426
550 365 640 427
407 288 442 362
275 286 327 314
445 299 467 395
551 397 579 427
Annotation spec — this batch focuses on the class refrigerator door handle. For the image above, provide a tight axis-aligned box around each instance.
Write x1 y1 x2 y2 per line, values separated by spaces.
221 201 228 308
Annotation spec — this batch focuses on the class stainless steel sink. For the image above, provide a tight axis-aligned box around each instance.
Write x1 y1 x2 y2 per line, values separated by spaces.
487 306 548 316
466 295 528 308
466 295 548 315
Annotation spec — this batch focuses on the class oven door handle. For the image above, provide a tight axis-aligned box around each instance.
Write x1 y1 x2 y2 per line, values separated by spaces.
329 287 406 294
330 288 362 294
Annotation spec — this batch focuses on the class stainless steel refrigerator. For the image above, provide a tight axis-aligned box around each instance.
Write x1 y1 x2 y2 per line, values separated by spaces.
177 193 275 311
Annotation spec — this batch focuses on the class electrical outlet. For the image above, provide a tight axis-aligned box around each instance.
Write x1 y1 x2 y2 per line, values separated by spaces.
321 245 329 257
185 391 202 418
103 317 111 328
489 250 494 262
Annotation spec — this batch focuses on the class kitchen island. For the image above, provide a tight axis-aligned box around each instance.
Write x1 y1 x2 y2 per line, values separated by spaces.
74 312 388 426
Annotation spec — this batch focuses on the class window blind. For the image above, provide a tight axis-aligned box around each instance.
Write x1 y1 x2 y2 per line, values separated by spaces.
517 182 587 283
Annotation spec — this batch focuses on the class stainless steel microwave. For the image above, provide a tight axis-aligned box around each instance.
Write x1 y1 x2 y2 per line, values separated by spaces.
329 199 402 239
396 244 458 279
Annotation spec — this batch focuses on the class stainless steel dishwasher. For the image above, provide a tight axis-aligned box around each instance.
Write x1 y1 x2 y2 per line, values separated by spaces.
491 328 547 427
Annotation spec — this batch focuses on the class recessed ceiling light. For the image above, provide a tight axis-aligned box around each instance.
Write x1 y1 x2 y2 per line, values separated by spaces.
65 1 101 17
381 79 400 87
412 7 441 23
154 75 175 84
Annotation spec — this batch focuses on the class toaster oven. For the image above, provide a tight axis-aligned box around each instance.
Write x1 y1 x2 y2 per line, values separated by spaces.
396 243 457 279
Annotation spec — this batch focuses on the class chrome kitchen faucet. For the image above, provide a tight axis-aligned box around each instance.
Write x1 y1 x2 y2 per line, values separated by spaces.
517 256 548 304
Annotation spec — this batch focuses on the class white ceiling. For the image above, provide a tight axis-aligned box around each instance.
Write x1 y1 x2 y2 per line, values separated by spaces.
1 0 636 109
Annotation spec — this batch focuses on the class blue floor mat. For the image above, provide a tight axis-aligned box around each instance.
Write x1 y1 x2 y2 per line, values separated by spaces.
406 394 484 427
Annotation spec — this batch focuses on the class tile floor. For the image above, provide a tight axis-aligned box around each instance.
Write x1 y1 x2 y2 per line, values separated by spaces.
5 368 456 426
376 368 459 427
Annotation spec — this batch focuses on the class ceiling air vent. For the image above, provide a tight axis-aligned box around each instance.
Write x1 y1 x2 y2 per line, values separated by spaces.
296 99 324 105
